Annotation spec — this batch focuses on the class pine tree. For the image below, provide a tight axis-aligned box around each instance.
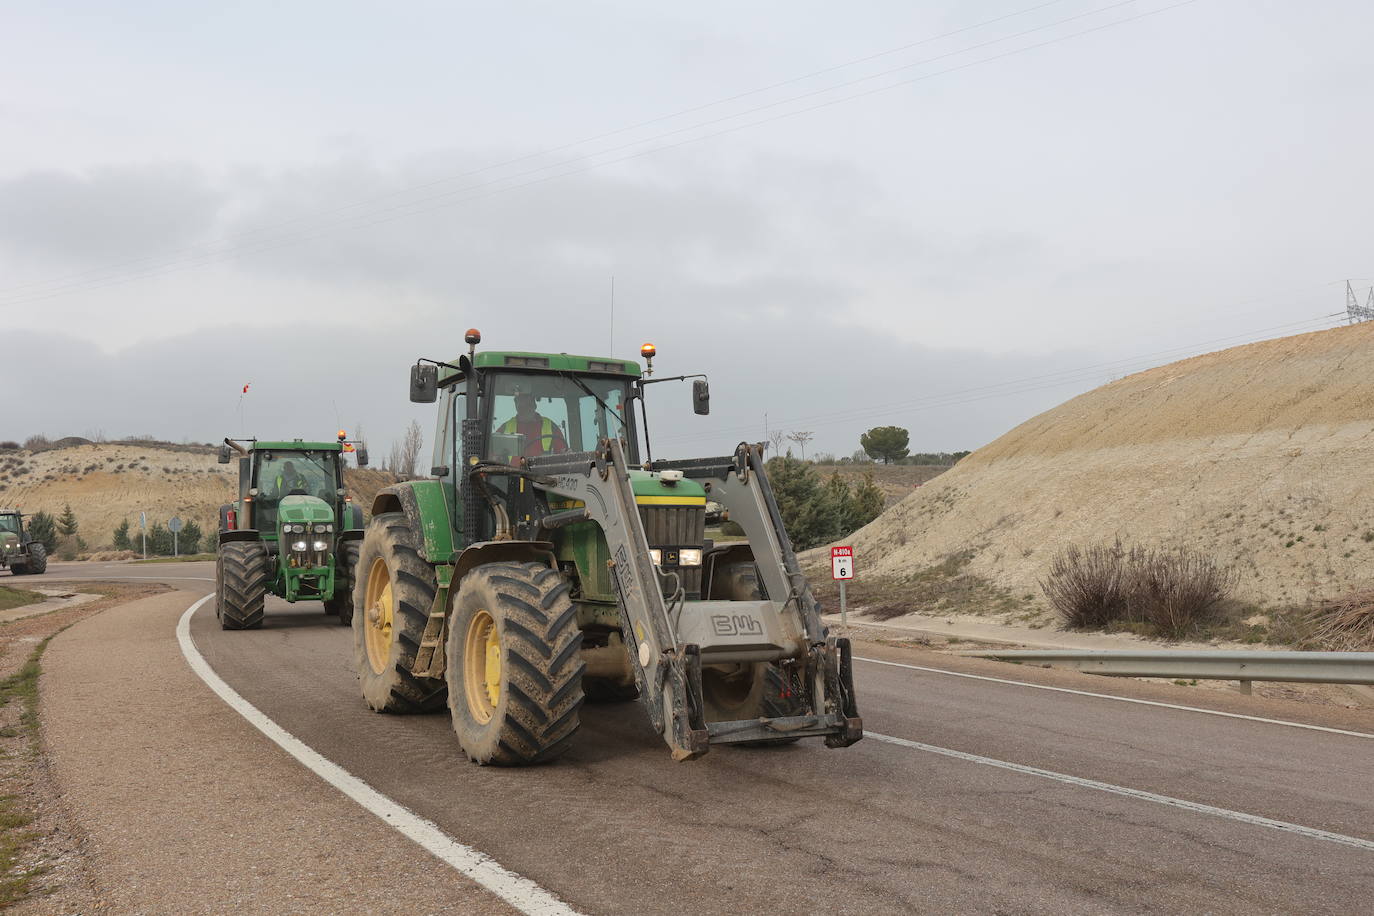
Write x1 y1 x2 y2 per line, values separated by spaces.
180 520 204 554
27 511 57 552
112 518 131 551
58 503 79 537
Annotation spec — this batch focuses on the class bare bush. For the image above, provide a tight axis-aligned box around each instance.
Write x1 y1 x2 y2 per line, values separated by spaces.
23 434 51 451
1040 543 1129 628
1124 546 1236 639
1308 589 1374 650
1043 542 1235 638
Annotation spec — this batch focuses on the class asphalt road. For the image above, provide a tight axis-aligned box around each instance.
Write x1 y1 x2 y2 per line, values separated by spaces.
46 562 1374 914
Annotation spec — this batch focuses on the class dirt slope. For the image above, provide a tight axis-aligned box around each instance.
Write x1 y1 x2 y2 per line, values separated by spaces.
0 443 395 549
847 321 1374 607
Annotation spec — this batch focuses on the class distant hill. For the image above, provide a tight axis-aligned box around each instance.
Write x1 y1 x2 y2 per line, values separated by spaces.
0 442 397 549
845 322 1374 607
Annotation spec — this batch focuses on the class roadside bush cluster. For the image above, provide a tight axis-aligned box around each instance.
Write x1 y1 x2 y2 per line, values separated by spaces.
1041 541 1237 639
114 518 204 556
722 457 885 550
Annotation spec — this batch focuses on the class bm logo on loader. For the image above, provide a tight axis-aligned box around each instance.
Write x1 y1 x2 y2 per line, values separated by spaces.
710 614 764 637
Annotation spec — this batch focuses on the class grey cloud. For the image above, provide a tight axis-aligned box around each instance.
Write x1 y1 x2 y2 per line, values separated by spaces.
0 164 223 263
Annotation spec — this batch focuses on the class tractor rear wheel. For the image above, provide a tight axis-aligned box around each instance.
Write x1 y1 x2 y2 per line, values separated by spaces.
324 539 360 624
217 541 268 629
445 562 584 766
25 543 47 575
352 513 446 713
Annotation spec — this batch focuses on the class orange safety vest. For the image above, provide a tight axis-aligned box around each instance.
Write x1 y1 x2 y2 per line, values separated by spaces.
499 416 559 454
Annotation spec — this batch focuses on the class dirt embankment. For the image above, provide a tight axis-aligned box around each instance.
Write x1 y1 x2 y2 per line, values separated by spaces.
846 321 1374 608
0 444 396 549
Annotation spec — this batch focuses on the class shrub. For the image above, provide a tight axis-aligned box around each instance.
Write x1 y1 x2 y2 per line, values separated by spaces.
1124 546 1236 639
1040 543 1129 628
1042 542 1235 638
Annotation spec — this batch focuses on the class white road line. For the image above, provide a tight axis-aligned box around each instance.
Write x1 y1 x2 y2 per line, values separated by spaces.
175 595 582 916
867 731 1374 852
856 656 1374 740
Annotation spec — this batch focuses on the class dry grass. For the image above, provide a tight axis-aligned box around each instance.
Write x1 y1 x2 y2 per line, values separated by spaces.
1308 589 1374 650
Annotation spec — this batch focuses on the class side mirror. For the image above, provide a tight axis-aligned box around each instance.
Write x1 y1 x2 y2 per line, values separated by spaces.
356 447 369 467
431 465 450 478
410 363 438 403
217 446 231 464
692 378 710 416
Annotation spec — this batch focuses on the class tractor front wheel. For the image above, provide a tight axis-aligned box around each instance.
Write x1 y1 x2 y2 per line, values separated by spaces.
218 541 268 629
445 562 584 766
352 513 445 713
325 539 361 624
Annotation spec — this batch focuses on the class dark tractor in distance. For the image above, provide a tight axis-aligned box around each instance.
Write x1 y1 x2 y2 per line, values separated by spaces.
215 433 368 629
0 509 48 576
353 330 861 765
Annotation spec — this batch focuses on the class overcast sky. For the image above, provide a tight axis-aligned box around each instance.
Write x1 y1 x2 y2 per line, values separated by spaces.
3 1 1371 462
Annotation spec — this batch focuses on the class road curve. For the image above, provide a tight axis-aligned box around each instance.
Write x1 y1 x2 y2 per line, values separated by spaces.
47 563 1374 914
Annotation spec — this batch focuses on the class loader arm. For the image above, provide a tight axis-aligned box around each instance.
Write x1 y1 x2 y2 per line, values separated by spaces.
528 439 861 760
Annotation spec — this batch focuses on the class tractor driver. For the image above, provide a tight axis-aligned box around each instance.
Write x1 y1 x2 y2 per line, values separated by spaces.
274 460 312 496
498 391 567 458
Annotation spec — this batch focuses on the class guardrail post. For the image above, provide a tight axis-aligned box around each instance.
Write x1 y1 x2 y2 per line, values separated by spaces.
1238 680 1252 696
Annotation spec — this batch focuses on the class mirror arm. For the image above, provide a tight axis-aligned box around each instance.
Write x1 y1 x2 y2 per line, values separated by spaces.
638 373 707 386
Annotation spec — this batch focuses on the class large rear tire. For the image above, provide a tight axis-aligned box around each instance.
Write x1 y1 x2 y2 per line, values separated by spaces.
218 541 268 630
352 513 446 713
325 539 360 624
445 562 584 766
25 543 47 575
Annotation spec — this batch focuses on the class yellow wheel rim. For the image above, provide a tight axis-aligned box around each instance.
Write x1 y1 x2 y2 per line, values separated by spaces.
363 556 395 676
463 609 501 724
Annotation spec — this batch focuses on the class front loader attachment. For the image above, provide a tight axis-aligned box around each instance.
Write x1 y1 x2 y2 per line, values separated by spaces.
528 440 862 760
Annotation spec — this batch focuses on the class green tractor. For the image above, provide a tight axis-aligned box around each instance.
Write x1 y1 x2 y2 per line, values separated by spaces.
215 433 368 630
353 330 861 765
0 509 48 576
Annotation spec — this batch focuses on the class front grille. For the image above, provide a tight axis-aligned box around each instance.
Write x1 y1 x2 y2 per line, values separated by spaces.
640 505 705 598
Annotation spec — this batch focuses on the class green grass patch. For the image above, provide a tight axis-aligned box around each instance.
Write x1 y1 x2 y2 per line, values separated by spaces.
0 587 45 613
131 553 215 564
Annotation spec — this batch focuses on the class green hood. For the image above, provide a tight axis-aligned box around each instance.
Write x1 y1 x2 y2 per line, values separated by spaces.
276 494 335 526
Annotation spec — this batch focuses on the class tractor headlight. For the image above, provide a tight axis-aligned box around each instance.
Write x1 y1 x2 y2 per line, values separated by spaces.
292 540 308 552
318 523 333 533
649 549 662 565
679 548 703 567
312 540 329 551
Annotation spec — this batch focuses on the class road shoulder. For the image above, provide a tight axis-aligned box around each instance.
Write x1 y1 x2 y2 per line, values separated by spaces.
39 588 514 915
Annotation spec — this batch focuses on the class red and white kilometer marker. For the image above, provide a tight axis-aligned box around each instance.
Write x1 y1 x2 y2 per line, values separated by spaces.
831 546 854 625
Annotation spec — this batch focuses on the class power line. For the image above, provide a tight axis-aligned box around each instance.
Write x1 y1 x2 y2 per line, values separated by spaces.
0 1 1199 308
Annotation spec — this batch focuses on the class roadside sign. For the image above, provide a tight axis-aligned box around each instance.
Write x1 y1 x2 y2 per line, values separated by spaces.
139 511 147 530
831 545 854 580
167 517 183 532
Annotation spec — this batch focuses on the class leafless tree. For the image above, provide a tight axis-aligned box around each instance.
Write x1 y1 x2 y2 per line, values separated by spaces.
767 430 787 454
787 431 814 461
389 420 424 479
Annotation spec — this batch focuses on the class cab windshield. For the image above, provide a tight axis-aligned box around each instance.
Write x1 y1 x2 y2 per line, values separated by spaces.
0 516 19 535
487 373 632 462
254 451 340 535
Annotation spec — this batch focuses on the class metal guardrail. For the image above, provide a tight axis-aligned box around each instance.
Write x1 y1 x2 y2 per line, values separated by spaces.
959 649 1374 692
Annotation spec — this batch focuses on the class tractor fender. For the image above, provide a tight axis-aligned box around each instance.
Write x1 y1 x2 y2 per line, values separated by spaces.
452 540 558 586
218 529 262 545
371 481 456 564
